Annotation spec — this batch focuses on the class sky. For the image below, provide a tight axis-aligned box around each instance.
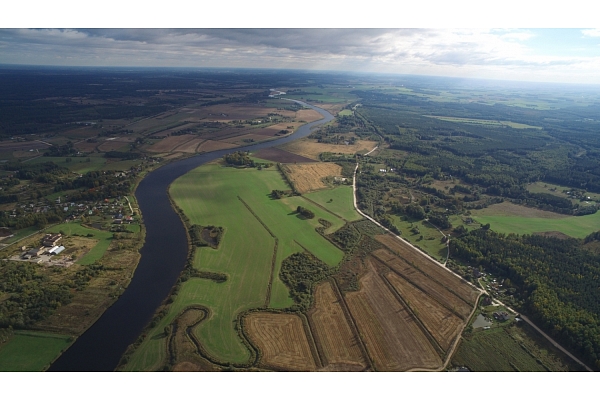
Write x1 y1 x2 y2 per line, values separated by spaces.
2 2 600 85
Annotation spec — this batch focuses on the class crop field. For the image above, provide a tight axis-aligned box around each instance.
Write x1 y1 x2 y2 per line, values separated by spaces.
173 137 204 153
0 331 71 371
307 281 367 371
371 249 473 319
125 163 345 369
26 156 107 173
345 260 442 371
304 186 362 222
385 272 463 351
426 115 542 129
279 138 378 160
196 139 238 152
245 312 318 371
147 134 197 153
338 110 353 116
471 204 600 238
296 108 325 123
374 235 479 306
452 326 549 371
252 147 316 163
281 162 342 194
97 139 132 152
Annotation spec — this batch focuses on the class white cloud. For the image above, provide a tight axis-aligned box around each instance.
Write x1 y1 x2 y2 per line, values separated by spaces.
1 29 600 84
582 29 600 37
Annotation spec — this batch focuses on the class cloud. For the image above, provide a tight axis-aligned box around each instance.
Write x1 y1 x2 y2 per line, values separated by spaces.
582 29 600 37
1 29 599 84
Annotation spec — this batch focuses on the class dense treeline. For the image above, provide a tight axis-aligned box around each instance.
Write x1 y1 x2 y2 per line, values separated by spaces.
0 262 73 329
280 252 331 311
296 206 315 219
223 151 254 166
450 229 600 369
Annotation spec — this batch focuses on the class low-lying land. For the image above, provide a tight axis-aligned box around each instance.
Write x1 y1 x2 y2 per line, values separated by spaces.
120 159 478 371
280 163 342 194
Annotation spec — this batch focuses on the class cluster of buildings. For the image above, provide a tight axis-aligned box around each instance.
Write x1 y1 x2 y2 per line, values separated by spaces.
21 233 65 260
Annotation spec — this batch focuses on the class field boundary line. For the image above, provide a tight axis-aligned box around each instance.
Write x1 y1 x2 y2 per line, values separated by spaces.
381 273 445 358
301 195 346 221
298 312 324 369
330 279 373 371
374 243 474 309
237 196 278 308
370 252 466 321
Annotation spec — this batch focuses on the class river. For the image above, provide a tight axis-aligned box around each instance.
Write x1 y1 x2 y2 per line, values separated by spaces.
48 100 333 371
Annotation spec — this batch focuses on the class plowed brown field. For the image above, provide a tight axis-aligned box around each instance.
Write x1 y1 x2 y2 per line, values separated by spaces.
245 312 317 371
196 140 238 153
280 139 378 160
308 281 367 371
296 109 325 123
173 138 205 153
147 134 197 153
375 234 479 305
371 249 473 319
281 163 342 193
345 260 441 371
385 272 463 351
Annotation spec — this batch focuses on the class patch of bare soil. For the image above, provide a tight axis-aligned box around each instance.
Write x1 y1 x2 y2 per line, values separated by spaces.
253 147 317 163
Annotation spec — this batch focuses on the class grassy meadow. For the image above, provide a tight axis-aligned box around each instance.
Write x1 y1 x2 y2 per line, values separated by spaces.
471 209 600 239
124 163 345 369
304 185 362 222
0 331 71 372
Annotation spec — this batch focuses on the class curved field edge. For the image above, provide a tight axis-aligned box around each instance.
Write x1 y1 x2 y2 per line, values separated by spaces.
120 162 346 370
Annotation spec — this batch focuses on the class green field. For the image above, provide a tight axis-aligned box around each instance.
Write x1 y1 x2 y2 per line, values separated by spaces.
427 115 542 129
338 109 353 116
45 223 113 264
26 156 107 173
452 320 583 372
0 331 71 371
527 181 600 202
1 226 40 244
124 163 345 369
471 212 600 239
304 185 362 222
389 215 448 261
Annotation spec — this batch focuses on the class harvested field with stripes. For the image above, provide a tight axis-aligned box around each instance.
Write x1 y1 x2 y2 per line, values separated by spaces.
296 108 325 123
97 139 131 152
173 138 205 153
147 134 197 153
281 163 342 193
345 260 442 371
245 312 318 371
385 272 464 351
307 281 367 371
196 139 238 152
375 234 479 305
371 248 473 319
253 147 317 163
